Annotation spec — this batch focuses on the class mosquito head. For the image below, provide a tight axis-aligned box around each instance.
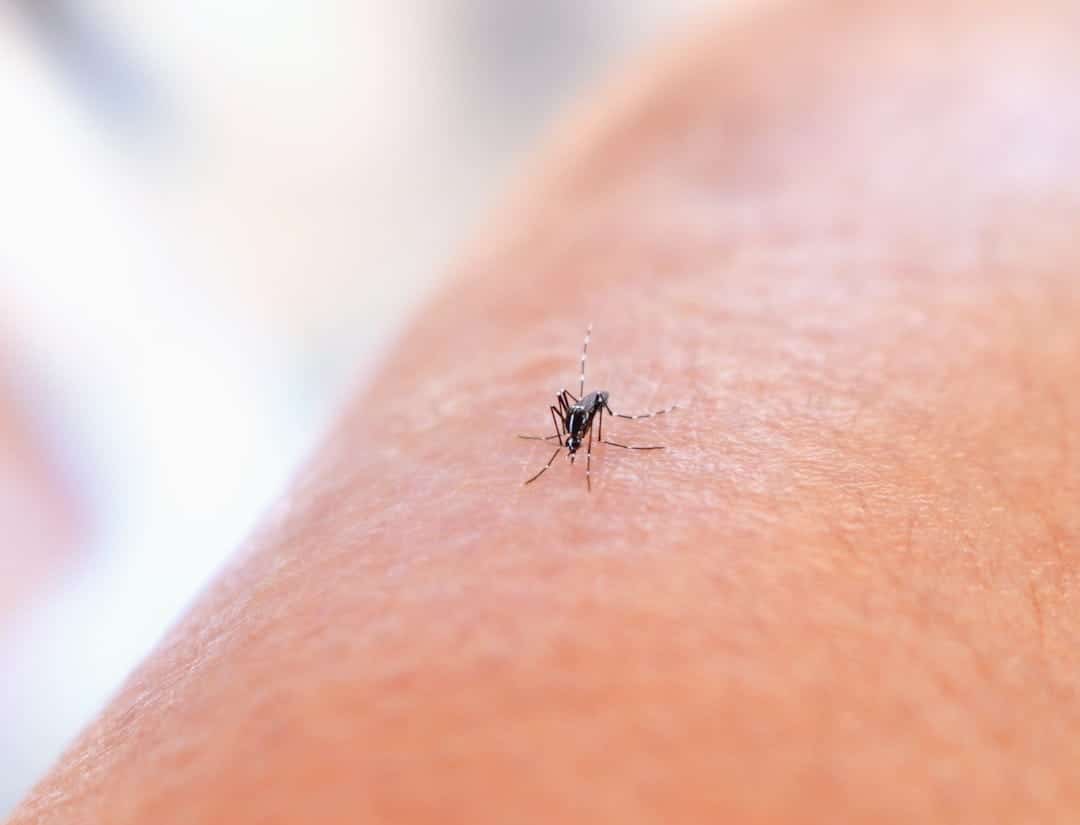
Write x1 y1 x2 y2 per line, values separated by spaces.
565 435 581 455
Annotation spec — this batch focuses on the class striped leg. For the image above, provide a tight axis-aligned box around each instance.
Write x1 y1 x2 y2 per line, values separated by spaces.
525 446 562 485
517 405 564 443
608 401 679 421
579 323 591 396
602 439 664 450
603 398 672 449
585 414 594 492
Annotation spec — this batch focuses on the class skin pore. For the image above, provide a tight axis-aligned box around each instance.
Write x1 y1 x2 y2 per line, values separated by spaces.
11 1 1080 822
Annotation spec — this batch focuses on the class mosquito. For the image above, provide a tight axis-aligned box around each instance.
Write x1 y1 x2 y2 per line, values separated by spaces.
518 324 678 491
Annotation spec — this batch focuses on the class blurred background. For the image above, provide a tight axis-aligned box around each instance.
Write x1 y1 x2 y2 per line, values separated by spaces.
0 0 734 813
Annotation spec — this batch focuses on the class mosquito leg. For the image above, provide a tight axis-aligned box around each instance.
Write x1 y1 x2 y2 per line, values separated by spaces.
525 446 562 485
602 439 664 450
597 404 604 442
585 417 594 492
611 402 680 421
579 323 592 397
518 404 565 443
550 404 564 445
561 389 579 406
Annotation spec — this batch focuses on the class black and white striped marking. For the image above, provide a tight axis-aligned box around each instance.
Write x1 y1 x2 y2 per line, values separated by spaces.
518 324 678 491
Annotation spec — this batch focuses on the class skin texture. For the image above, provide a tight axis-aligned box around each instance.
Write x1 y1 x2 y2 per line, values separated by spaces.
11 0 1080 822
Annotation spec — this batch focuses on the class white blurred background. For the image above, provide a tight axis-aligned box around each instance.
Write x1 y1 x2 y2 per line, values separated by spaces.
0 0 730 813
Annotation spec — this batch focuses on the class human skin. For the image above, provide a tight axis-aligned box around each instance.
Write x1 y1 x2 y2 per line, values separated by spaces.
11 0 1080 822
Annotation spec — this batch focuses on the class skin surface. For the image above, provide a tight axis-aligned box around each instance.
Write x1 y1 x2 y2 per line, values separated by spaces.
11 0 1080 822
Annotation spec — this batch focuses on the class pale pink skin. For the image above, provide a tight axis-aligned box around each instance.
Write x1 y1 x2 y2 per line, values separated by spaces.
11 1 1080 822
